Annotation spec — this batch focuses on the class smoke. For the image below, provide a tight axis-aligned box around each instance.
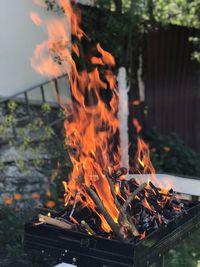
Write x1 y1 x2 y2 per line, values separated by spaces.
117 67 129 170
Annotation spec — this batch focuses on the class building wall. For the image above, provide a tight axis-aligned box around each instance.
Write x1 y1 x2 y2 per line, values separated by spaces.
144 26 200 151
0 0 71 102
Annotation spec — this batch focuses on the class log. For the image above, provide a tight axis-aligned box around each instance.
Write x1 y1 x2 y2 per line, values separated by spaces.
38 214 73 230
81 220 96 235
106 174 123 212
106 174 139 237
84 186 125 241
122 182 147 213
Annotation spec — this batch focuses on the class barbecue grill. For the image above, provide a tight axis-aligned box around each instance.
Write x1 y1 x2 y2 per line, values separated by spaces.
24 199 200 267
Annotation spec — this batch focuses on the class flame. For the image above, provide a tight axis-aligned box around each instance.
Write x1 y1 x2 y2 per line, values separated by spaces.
30 0 120 229
114 183 120 195
31 0 175 237
143 198 154 213
96 43 115 66
91 57 104 65
140 231 146 240
133 118 142 134
137 138 155 174
30 12 43 26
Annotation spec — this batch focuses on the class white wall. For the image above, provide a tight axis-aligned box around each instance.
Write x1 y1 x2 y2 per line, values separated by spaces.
0 0 70 101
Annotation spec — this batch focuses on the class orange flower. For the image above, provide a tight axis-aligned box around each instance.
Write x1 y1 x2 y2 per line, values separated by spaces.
4 196 12 205
132 100 140 106
31 192 40 199
14 193 22 200
46 191 52 198
45 201 56 208
164 146 171 152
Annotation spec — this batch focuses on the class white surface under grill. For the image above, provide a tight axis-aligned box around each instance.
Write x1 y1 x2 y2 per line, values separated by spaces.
54 263 76 267
126 173 200 197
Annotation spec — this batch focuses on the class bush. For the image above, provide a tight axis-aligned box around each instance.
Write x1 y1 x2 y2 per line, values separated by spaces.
145 128 200 177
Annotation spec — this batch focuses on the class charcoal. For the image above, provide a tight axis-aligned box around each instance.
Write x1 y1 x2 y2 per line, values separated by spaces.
169 188 174 194
112 167 128 179
149 181 160 195
163 209 173 220
128 179 139 192
145 189 157 199
147 198 163 213
170 198 181 205
129 201 143 216
142 223 150 231
152 218 159 229
70 206 95 222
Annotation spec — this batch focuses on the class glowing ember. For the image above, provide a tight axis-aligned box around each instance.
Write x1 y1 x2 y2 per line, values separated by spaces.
31 0 186 241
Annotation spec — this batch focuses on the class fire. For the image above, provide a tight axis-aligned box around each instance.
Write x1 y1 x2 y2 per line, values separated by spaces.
114 183 120 194
30 12 43 26
136 138 155 174
133 118 142 134
96 43 116 66
31 0 120 228
31 0 179 240
142 198 154 213
139 231 146 240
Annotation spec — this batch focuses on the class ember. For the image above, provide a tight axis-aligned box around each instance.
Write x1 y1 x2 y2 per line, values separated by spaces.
31 0 188 243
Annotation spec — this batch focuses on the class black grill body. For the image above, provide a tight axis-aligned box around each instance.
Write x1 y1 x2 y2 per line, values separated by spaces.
24 202 200 267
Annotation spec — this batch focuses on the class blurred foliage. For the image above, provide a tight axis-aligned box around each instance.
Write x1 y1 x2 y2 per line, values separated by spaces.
145 128 200 177
0 100 71 174
91 0 200 28
44 0 200 72
0 100 71 266
0 203 35 266
165 228 200 266
7 100 18 113
0 202 57 266
41 102 51 115
80 0 200 63
0 100 72 204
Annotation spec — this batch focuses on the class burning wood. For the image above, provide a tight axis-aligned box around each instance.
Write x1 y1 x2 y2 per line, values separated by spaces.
34 173 186 243
122 182 147 213
37 214 73 230
84 185 125 241
81 220 96 236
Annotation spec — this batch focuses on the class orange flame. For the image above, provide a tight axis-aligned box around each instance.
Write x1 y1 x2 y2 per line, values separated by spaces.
137 138 155 174
96 43 115 66
133 118 142 134
31 0 120 230
143 198 154 213
30 12 43 26
31 0 174 236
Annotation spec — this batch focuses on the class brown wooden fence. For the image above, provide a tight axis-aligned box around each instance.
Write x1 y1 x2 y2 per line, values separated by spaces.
142 25 200 151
